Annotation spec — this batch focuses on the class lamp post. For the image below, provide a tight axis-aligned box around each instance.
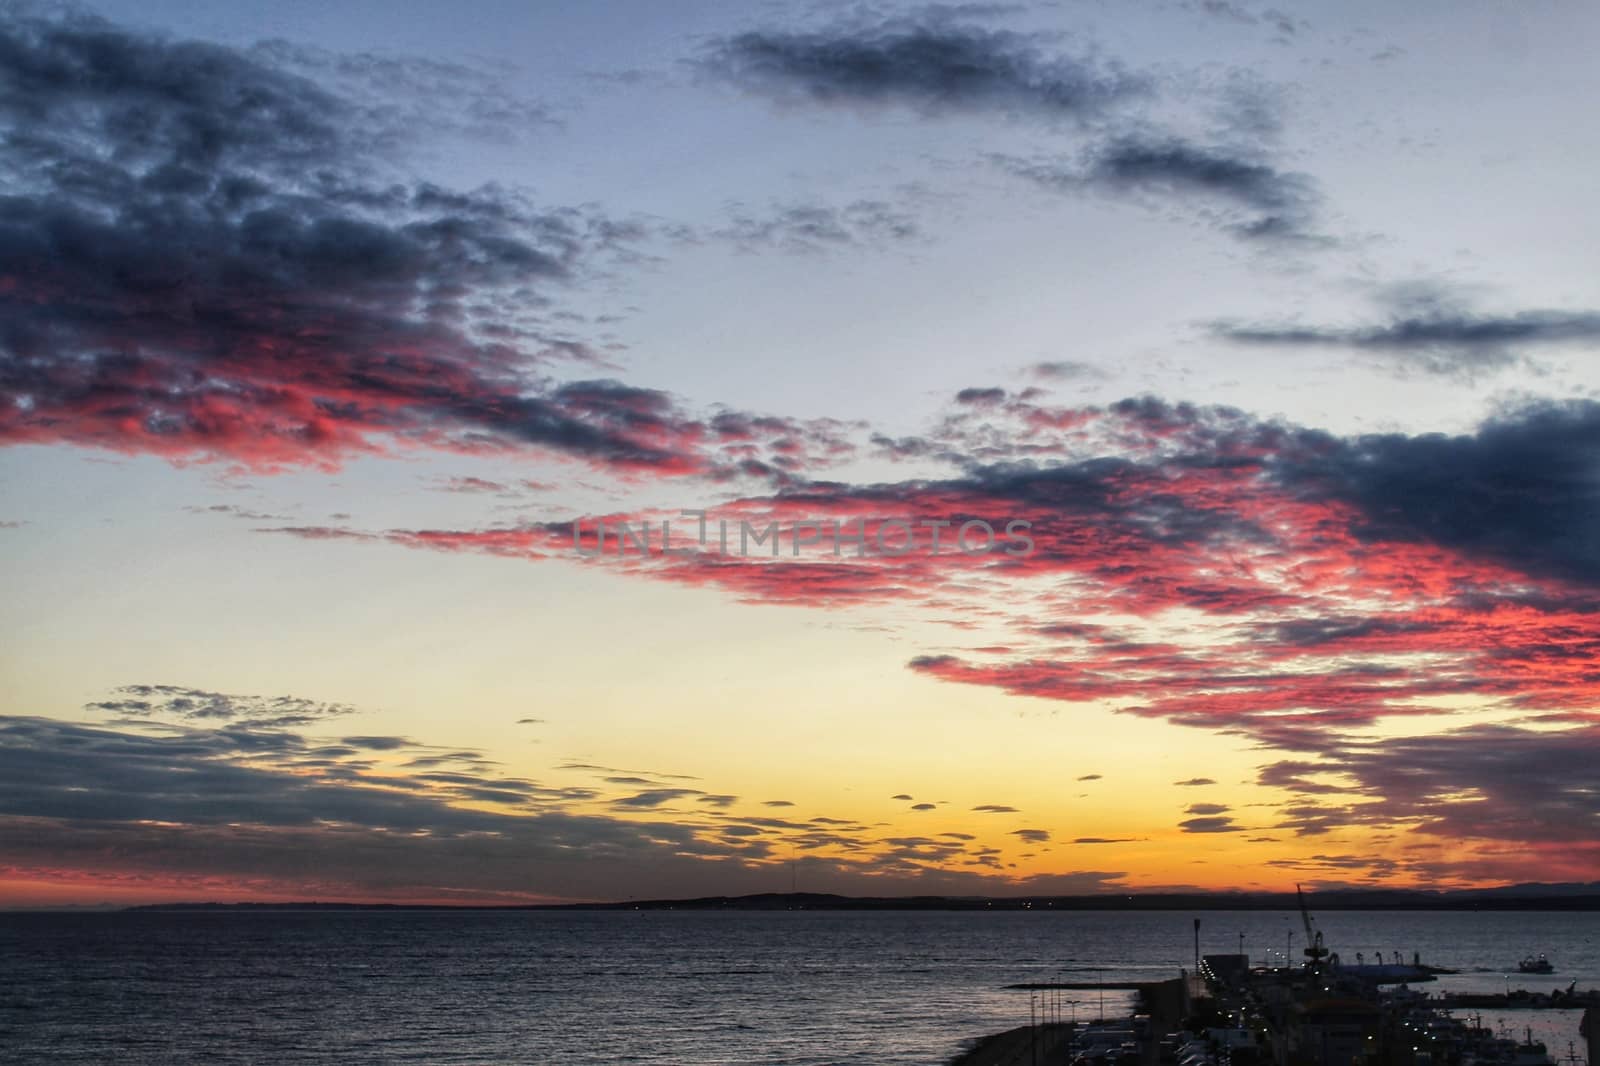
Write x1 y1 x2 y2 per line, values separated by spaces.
1031 991 1039 1066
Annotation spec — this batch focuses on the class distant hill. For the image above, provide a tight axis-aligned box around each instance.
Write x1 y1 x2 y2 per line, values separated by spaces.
123 886 1600 913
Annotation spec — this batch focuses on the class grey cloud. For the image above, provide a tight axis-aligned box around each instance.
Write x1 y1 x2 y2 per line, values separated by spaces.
87 684 356 725
1031 360 1109 382
610 789 704 809
1259 724 1600 845
1215 308 1600 377
0 11 830 481
999 136 1320 241
696 21 1148 120
717 199 920 252
1178 815 1240 833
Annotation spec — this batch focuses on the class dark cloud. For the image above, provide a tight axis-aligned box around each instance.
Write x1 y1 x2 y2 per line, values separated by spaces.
560 762 701 783
972 804 1019 813
87 684 355 725
1192 2 1303 38
0 11 841 481
239 390 1600 871
1073 837 1140 844
955 387 1008 408
438 476 512 494
1214 308 1600 377
911 802 937 810
696 21 1148 120
1010 828 1050 843
1178 815 1240 833
1031 360 1109 382
610 789 704 809
9 712 1143 899
999 136 1320 241
716 199 920 252
1077 773 1102 781
1259 724 1600 847
1273 398 1600 586
341 736 410 751
0 716 800 900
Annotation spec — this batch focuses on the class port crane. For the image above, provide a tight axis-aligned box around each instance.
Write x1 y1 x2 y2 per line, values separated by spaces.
1296 885 1329 976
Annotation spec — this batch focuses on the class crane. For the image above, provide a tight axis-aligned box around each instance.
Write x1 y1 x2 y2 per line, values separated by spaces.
1296 884 1329 975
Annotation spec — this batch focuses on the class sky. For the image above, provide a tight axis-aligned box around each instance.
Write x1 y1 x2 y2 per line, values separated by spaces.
2 0 1599 907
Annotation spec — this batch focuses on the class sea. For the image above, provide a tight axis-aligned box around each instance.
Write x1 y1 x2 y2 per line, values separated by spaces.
1 908 1596 1065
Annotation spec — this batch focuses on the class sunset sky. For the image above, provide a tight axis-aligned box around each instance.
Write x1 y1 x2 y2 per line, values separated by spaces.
3 0 1600 907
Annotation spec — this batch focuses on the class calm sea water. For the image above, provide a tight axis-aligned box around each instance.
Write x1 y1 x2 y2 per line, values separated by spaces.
1 909 1596 1065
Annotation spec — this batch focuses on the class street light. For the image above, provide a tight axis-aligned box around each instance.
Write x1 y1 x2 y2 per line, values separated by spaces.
1030 991 1040 1066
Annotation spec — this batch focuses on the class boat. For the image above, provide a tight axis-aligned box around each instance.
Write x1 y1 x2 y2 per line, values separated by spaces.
1517 954 1554 974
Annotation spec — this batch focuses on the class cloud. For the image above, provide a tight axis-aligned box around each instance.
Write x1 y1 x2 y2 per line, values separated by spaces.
1212 283 1600 378
86 684 355 726
610 789 704 809
695 21 1148 121
1276 398 1600 586
1259 723 1600 846
972 804 1019 813
274 395 1600 754
1214 308 1600 377
699 18 1319 248
341 736 410 751
1031 360 1109 382
716 199 920 252
1178 815 1241 833
1191 2 1303 38
0 11 847 482
248 392 1600 869
1073 837 1141 844
1011 828 1050 843
998 135 1321 241
0 713 1136 900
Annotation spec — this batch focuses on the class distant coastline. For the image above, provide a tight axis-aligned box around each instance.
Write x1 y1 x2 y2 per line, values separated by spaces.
98 883 1600 913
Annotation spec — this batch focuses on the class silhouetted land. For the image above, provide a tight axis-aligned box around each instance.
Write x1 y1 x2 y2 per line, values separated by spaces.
120 884 1600 912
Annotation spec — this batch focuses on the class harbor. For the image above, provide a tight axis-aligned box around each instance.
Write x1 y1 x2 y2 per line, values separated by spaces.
957 893 1599 1066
